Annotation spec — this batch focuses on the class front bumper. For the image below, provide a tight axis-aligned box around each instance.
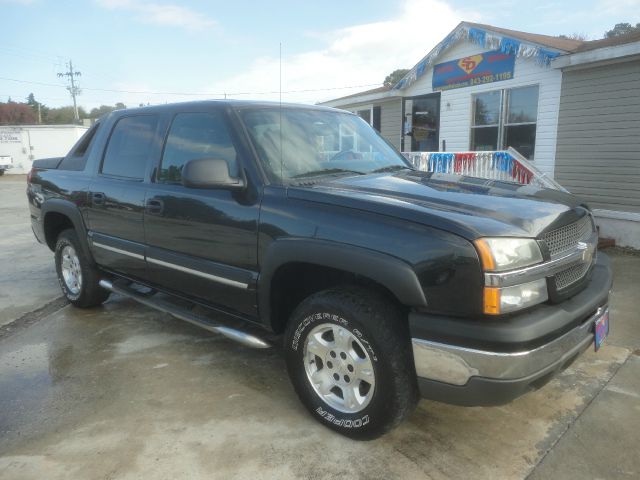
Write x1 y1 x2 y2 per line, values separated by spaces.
411 253 612 406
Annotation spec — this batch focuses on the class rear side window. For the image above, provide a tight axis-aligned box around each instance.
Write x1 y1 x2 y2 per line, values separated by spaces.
102 115 158 179
158 111 238 184
58 123 100 171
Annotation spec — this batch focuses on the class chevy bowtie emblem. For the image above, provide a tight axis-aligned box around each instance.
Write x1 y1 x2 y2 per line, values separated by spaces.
458 55 483 74
577 241 595 263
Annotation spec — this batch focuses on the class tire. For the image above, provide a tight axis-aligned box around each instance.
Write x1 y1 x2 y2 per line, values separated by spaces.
284 286 419 440
54 228 110 307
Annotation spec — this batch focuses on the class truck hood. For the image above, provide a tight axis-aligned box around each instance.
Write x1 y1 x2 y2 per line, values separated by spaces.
287 170 587 239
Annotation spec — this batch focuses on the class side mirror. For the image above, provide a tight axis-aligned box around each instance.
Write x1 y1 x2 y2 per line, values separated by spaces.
181 158 245 190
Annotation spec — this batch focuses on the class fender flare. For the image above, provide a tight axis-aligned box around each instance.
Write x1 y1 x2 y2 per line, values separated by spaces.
258 238 428 327
41 199 94 262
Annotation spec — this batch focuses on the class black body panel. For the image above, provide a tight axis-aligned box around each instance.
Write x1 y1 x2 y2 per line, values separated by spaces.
27 100 601 334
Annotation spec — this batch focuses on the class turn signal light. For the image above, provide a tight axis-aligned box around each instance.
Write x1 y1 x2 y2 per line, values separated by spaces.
474 238 496 271
483 287 501 315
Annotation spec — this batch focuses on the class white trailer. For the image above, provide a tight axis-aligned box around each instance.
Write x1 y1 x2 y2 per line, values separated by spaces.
0 125 88 174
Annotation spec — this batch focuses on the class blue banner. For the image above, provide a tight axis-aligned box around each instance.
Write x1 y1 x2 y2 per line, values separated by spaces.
432 50 515 91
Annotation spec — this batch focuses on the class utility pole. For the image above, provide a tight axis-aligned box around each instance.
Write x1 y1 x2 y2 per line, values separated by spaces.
57 60 82 123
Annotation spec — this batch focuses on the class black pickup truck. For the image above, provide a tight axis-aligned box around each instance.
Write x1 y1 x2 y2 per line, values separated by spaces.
27 100 611 440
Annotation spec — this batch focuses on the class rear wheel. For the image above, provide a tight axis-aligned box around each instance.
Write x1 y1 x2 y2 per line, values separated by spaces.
284 286 418 440
55 229 110 307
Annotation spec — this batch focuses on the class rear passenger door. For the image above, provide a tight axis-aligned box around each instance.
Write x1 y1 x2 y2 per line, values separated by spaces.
143 108 260 317
87 114 160 280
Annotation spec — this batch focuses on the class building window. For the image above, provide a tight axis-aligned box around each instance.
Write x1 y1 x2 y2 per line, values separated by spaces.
353 106 381 132
470 85 539 159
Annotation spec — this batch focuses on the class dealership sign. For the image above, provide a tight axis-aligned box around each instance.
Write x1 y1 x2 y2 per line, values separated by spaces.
432 51 515 91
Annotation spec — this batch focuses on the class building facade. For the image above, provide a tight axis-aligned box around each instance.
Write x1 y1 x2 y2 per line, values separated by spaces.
322 23 640 248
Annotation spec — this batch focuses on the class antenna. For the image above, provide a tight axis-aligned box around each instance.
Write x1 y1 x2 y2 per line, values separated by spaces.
279 42 283 182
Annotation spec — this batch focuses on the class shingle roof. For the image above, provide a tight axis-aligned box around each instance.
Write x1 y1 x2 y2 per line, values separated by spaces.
575 29 640 52
463 22 584 52
325 85 392 104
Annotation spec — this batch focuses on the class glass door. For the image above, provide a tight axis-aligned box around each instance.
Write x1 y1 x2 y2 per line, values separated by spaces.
404 94 440 152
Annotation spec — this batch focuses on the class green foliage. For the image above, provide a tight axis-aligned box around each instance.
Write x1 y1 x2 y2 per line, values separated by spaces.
383 69 410 87
605 23 640 38
88 103 127 119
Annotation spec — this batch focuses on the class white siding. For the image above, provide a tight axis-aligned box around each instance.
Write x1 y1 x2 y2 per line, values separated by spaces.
379 99 402 150
403 41 562 177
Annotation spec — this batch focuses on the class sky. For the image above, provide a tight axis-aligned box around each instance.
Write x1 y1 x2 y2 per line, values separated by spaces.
1 0 639 110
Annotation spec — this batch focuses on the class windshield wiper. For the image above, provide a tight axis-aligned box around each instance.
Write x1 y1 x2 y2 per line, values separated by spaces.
291 168 365 179
372 165 412 173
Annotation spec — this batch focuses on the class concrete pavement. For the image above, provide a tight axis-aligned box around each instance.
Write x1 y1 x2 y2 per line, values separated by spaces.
0 176 638 479
0 176 62 328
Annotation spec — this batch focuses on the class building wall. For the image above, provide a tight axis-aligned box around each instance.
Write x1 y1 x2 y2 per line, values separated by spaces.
555 60 640 213
334 98 403 150
0 125 87 174
403 40 563 177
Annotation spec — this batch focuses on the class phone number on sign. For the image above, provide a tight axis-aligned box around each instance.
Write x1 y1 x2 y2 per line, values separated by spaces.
437 72 512 91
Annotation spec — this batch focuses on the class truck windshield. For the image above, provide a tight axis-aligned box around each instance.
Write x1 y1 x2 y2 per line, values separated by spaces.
239 107 411 183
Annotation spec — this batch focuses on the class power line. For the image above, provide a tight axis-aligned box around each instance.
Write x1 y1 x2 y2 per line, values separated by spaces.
0 75 380 97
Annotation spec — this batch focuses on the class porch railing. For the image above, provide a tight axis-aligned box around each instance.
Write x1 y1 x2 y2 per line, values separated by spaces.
402 147 567 192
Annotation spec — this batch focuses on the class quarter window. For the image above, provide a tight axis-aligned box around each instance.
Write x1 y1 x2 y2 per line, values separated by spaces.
470 85 539 159
102 115 158 179
158 111 238 184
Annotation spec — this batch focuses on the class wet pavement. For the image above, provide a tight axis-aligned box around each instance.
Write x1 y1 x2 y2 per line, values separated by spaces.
0 176 61 327
0 296 633 480
0 174 639 479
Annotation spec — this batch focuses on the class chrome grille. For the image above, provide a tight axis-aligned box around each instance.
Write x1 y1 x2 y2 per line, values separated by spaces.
555 261 591 290
541 215 594 258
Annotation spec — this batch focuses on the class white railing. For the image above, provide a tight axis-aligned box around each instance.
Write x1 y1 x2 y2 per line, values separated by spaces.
402 147 567 192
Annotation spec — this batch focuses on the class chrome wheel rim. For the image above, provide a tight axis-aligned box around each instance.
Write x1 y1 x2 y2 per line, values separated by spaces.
61 245 82 295
303 323 375 413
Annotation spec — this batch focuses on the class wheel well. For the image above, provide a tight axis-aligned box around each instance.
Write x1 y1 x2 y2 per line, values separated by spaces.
44 212 74 251
269 262 403 334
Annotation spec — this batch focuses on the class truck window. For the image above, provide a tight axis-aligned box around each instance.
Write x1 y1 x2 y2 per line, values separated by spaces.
101 115 158 179
58 122 101 171
158 111 238 184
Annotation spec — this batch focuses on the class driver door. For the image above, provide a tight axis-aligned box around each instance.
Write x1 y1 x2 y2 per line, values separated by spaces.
143 108 260 317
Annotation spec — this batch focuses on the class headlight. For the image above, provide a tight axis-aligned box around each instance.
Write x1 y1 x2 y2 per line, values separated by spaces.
474 238 543 272
483 278 549 315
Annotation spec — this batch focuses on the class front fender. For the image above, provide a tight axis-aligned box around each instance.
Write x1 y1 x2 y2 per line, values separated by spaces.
258 238 428 325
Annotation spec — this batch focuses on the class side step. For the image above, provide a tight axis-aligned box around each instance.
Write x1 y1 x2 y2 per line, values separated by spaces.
99 279 271 349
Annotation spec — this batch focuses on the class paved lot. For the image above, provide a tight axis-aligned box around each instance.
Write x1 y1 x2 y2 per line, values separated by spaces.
0 175 62 328
1 176 639 479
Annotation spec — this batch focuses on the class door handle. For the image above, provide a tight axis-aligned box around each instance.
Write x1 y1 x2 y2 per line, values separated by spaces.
146 199 164 215
92 192 105 206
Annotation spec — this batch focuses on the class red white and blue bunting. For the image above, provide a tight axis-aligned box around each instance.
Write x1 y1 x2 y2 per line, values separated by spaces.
394 25 562 91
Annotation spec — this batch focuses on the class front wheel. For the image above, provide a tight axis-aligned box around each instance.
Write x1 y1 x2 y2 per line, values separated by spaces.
54 229 110 307
284 286 418 440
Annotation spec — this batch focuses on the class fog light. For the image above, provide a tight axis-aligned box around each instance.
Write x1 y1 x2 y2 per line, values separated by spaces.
483 278 548 315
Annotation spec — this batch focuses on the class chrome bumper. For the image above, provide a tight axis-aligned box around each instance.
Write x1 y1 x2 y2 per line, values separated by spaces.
411 305 606 386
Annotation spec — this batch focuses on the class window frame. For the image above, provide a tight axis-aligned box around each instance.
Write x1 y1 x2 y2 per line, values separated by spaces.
470 84 539 159
99 113 160 181
155 109 240 185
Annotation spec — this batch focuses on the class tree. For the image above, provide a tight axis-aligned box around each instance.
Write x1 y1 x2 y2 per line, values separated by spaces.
88 102 127 119
605 22 640 38
383 69 410 87
45 106 88 124
0 101 37 125
558 33 588 41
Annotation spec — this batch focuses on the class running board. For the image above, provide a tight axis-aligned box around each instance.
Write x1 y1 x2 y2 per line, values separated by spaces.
99 279 270 349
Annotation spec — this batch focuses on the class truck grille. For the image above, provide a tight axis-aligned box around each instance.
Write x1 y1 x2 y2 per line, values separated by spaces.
541 215 594 258
554 261 591 290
